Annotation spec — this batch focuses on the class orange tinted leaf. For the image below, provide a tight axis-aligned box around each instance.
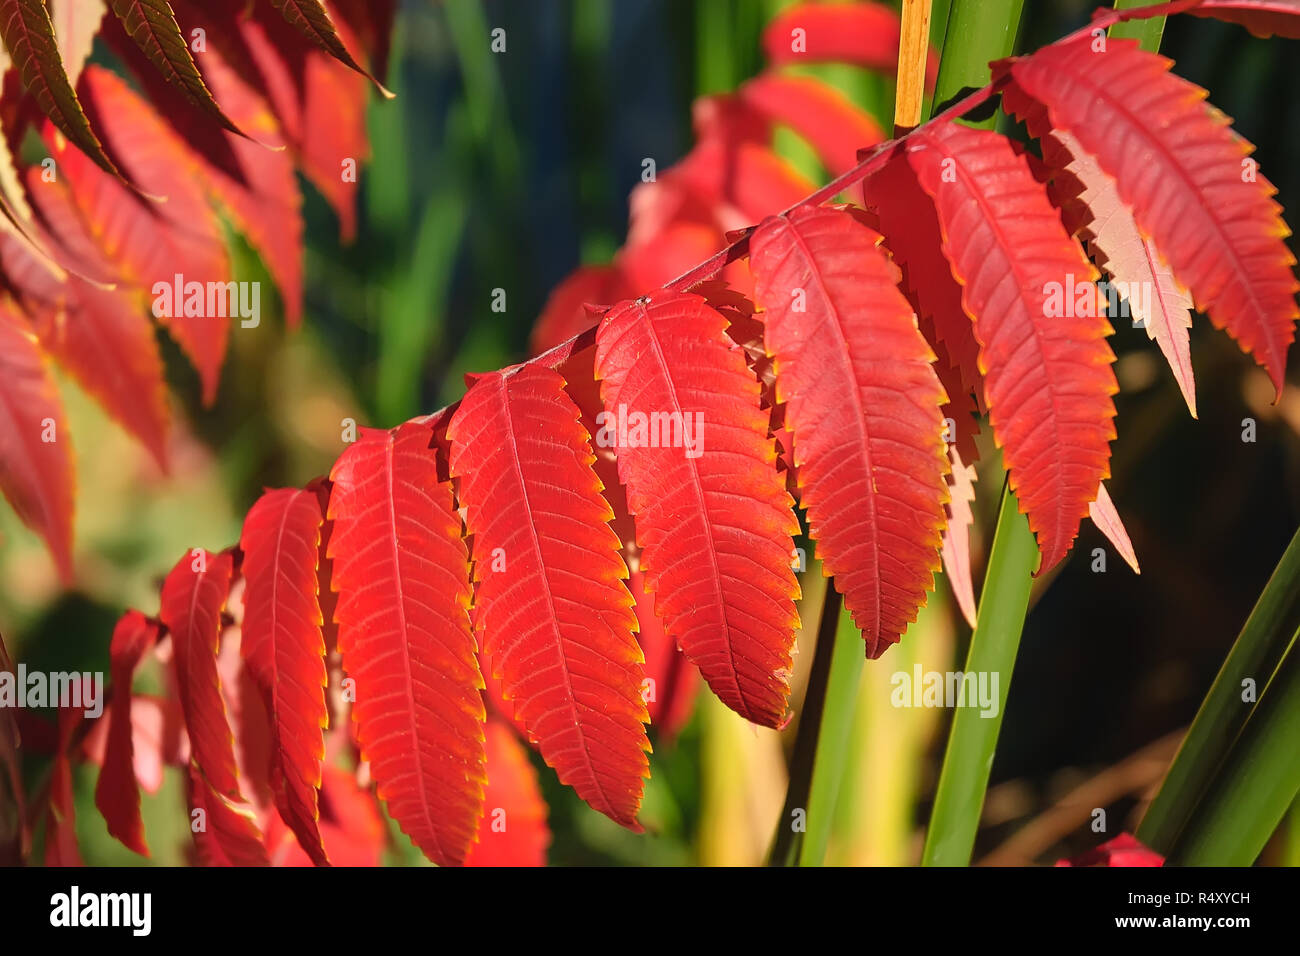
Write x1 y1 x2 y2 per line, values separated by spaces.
159 548 243 799
239 487 329 867
1002 38 1298 397
94 609 159 857
299 19 367 242
0 303 74 581
447 366 651 829
750 205 950 657
464 721 550 867
903 120 1118 575
326 422 487 866
595 292 801 725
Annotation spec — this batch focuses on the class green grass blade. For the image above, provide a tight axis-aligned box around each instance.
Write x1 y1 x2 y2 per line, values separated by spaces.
921 479 1036 865
1166 629 1300 865
1138 524 1300 852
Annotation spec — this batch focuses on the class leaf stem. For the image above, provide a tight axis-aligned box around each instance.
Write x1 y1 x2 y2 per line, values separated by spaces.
768 588 844 866
921 477 1036 865
796 603 866 865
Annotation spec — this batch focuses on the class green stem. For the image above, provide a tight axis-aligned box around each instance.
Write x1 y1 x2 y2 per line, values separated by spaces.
921 479 1036 865
931 0 1024 123
768 588 844 866
797 602 866 865
1109 0 1170 50
1166 628 1300 865
913 0 1031 867
1137 524 1300 852
918 0 1170 870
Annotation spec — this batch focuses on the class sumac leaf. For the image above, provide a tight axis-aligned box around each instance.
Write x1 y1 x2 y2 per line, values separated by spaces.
327 422 486 866
750 204 950 657
902 120 1118 575
239 487 329 866
447 365 651 829
594 291 801 725
94 609 159 857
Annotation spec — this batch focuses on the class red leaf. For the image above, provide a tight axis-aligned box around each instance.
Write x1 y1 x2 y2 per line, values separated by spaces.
464 721 550 867
326 422 487 866
108 15 305 326
94 609 159 857
0 0 124 179
594 292 801 725
0 303 74 581
330 0 396 81
738 73 885 176
631 569 699 740
762 2 938 87
186 761 269 866
44 67 233 403
1002 37 1298 397
266 765 385 866
447 366 651 829
108 0 248 136
44 693 85 866
868 153 985 416
0 171 169 469
159 548 242 798
269 0 391 94
239 487 329 866
1188 0 1300 37
81 693 189 791
903 120 1118 575
226 5 368 241
37 282 171 470
749 205 950 657
1055 832 1163 867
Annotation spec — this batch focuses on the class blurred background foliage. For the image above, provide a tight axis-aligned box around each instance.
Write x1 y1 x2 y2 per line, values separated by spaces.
2 0 1298 865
